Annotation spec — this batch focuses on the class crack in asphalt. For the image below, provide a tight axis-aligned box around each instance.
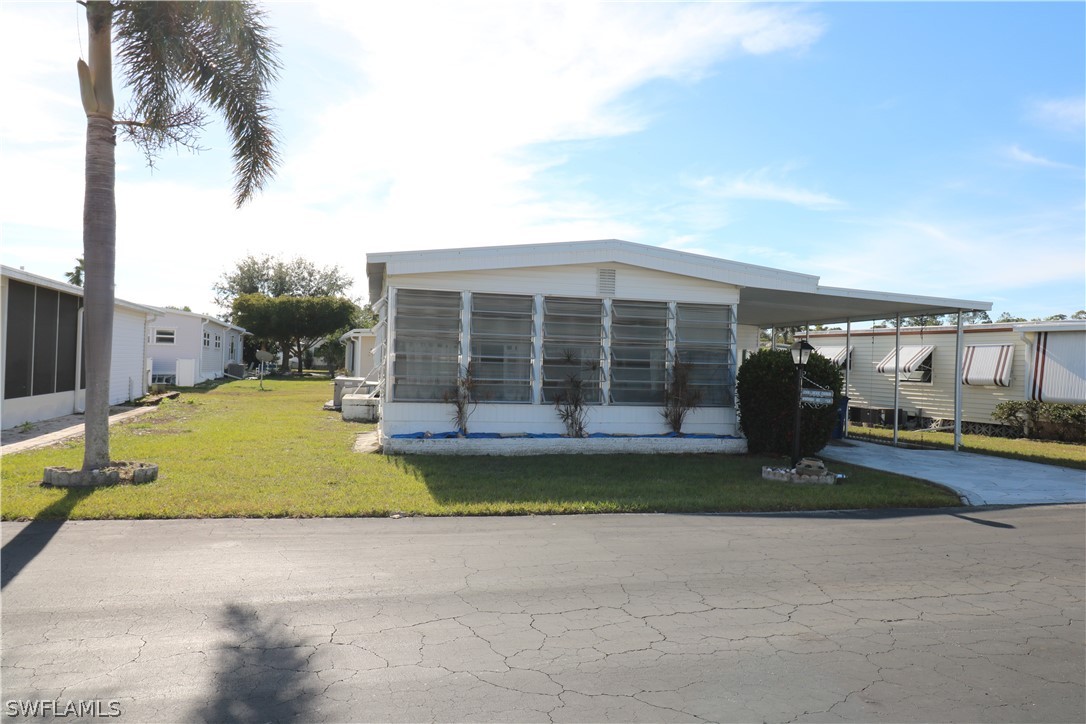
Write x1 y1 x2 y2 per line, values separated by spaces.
3 510 1083 723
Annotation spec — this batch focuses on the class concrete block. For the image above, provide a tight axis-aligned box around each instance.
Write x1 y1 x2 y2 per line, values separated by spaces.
382 436 748 456
342 394 379 423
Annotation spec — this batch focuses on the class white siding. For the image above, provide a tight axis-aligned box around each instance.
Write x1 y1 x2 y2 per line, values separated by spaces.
146 310 244 383
147 313 202 377
109 307 149 405
735 324 761 362
389 262 741 305
808 326 1029 425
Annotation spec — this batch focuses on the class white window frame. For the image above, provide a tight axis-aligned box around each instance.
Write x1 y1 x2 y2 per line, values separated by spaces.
152 328 176 345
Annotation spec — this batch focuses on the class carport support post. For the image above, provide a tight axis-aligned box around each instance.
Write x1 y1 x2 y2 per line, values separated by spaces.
844 319 851 438
954 310 964 451
892 314 901 446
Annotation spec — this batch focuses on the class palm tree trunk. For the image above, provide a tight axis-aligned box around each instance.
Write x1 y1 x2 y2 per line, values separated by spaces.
81 1 116 470
82 115 116 470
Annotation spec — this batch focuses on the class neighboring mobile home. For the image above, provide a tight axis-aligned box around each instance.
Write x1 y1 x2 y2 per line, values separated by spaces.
340 328 377 379
145 307 245 386
364 240 991 453
1 265 155 429
804 321 1086 433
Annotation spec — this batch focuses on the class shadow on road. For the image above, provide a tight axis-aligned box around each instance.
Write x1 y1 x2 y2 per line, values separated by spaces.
1 487 97 590
192 603 316 723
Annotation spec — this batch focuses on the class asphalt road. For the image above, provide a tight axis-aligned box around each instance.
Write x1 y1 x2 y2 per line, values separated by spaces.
2 506 1083 723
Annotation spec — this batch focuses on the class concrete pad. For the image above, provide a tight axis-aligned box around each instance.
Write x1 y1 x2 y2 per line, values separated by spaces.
352 430 381 453
0 406 157 456
821 438 1086 505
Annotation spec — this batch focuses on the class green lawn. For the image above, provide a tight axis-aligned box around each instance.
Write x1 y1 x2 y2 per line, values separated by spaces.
848 425 1086 470
1 379 961 520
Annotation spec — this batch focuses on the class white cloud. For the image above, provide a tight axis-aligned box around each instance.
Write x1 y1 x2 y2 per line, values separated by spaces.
1028 97 1086 133
1005 144 1073 169
688 169 844 210
275 2 826 253
0 1 825 307
804 213 1085 300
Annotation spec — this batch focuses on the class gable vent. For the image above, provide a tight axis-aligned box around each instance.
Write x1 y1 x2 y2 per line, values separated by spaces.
597 268 616 296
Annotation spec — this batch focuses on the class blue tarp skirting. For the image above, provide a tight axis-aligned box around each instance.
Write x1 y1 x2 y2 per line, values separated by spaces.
391 431 740 440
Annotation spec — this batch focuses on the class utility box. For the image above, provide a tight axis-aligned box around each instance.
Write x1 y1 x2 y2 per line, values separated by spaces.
176 359 196 387
333 377 375 408
342 394 379 422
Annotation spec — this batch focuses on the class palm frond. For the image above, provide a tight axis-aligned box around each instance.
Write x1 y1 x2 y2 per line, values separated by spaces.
113 1 281 207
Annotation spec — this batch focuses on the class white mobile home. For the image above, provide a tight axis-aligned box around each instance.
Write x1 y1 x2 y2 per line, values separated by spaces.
1 266 155 429
145 307 245 386
804 321 1086 433
365 240 991 453
340 328 377 380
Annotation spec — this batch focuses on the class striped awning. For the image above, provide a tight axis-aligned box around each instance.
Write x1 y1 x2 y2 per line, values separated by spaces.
1030 331 1086 403
814 345 853 368
876 345 934 374
961 344 1013 387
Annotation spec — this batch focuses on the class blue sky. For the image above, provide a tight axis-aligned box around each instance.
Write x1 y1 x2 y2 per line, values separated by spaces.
1 1 1082 322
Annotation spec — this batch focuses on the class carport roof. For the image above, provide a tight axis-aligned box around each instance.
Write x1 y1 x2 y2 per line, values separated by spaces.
367 239 991 327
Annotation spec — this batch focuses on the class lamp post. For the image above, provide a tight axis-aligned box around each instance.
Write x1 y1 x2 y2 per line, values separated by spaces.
790 339 815 468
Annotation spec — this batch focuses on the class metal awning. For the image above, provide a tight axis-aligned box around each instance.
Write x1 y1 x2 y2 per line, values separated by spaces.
814 345 853 368
1029 331 1086 403
736 286 990 327
962 344 1013 387
876 345 935 374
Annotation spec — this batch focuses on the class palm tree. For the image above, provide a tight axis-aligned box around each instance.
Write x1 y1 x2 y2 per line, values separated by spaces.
77 0 279 471
65 257 85 287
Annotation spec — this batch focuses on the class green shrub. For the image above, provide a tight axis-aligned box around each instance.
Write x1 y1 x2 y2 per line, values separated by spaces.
736 349 843 457
992 400 1086 442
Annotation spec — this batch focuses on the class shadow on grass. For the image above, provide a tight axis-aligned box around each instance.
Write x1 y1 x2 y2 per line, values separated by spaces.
191 603 316 723
391 452 961 514
390 452 757 508
1 487 97 590
167 375 333 395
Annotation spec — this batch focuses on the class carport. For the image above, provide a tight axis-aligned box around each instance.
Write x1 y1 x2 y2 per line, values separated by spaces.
735 283 992 450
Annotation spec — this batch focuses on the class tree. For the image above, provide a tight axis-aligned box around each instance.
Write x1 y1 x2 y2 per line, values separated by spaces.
996 312 1028 323
1073 310 1086 320
961 310 991 324
213 255 353 313
232 294 357 376
882 315 945 327
65 257 85 287
76 1 279 472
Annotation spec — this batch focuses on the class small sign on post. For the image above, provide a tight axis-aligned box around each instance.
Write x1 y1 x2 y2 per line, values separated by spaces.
256 350 275 390
800 389 834 407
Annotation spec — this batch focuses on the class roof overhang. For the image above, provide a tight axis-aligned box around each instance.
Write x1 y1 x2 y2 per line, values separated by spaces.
2 264 159 316
365 240 991 327
1011 320 1086 334
737 285 990 327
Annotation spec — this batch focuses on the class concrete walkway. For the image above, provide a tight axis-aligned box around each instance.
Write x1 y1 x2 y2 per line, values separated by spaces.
0 406 157 456
821 438 1086 506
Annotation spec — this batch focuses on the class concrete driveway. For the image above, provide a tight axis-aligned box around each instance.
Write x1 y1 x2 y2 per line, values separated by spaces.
2 508 1083 723
821 439 1086 505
